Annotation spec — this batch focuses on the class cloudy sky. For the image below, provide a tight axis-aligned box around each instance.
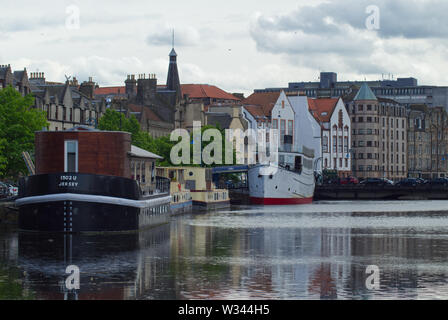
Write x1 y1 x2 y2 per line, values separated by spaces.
1 0 447 96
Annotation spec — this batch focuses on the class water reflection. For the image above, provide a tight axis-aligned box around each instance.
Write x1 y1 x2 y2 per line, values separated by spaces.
1 201 448 299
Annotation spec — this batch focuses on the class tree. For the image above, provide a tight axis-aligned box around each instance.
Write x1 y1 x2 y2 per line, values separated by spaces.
97 109 140 141
0 86 48 179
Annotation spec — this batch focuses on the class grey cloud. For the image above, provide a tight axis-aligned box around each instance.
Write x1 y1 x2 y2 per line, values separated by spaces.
252 0 448 40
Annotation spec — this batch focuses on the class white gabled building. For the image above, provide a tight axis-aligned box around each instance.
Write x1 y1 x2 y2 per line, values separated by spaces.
242 91 322 171
308 97 352 177
270 91 322 171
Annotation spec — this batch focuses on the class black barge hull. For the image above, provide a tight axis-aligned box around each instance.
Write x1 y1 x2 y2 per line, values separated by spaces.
16 173 171 233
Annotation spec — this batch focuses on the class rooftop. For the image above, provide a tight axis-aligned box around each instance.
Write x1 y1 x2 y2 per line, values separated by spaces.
353 83 378 101
307 98 339 122
129 145 163 159
181 84 240 101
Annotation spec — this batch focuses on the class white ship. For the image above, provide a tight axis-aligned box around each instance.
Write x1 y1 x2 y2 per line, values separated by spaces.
249 147 316 205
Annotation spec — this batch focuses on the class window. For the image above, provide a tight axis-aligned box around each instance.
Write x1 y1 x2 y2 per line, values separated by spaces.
288 120 293 139
280 120 286 142
323 136 328 153
272 119 278 129
282 100 285 108
65 140 78 172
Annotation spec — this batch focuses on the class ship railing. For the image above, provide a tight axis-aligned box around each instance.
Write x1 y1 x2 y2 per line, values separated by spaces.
140 176 170 197
154 176 170 194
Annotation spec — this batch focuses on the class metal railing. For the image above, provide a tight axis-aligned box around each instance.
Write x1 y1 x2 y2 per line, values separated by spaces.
155 176 170 194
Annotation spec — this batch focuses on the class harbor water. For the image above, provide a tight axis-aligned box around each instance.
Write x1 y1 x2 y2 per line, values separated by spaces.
2 200 448 299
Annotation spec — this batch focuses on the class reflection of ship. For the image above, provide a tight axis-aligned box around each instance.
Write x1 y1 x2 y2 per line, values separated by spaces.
15 127 171 232
17 224 171 300
249 145 315 205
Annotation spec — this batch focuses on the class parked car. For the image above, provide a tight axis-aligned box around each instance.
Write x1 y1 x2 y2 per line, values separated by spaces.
8 185 18 196
359 178 393 186
0 182 8 198
416 178 428 184
428 178 448 186
381 178 394 185
340 176 359 185
326 178 341 185
395 178 420 187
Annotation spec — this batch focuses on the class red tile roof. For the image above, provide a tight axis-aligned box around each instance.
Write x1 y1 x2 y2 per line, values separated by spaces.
181 84 240 101
242 92 280 117
307 98 338 123
94 85 166 96
94 86 125 95
243 105 266 118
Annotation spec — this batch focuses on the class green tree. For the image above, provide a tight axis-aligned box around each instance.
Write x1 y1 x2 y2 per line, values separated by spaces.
0 86 48 179
97 109 140 141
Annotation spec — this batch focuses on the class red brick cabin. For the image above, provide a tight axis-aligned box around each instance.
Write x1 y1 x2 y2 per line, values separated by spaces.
35 127 132 178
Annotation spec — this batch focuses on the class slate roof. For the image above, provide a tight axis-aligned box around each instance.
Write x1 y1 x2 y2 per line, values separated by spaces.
129 145 163 159
354 83 377 101
206 112 232 129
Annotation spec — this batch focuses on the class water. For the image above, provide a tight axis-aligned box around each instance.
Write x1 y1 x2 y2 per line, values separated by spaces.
2 200 448 300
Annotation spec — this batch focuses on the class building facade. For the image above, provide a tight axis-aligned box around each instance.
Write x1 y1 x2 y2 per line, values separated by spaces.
255 71 448 112
407 105 448 179
344 83 407 181
1 65 105 130
308 97 351 177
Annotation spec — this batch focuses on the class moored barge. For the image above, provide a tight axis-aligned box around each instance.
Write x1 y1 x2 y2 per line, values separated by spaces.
16 126 171 233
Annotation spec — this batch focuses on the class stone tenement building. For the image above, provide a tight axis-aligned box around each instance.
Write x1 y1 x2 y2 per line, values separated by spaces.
344 83 407 181
0 64 31 95
407 105 448 179
30 74 106 131
1 64 105 131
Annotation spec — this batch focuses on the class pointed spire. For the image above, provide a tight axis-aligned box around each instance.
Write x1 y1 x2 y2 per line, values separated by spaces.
169 29 177 57
354 82 377 101
167 29 181 100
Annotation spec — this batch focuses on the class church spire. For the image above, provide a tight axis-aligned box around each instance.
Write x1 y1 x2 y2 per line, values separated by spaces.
166 29 181 100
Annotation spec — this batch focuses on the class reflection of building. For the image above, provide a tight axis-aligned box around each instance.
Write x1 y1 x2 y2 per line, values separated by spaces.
407 105 448 178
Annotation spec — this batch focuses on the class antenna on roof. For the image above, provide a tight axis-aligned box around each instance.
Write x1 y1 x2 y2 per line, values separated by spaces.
172 29 175 48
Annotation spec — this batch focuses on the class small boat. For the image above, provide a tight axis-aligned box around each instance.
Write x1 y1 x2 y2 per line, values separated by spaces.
156 167 193 215
249 146 315 205
15 126 171 232
180 167 230 211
